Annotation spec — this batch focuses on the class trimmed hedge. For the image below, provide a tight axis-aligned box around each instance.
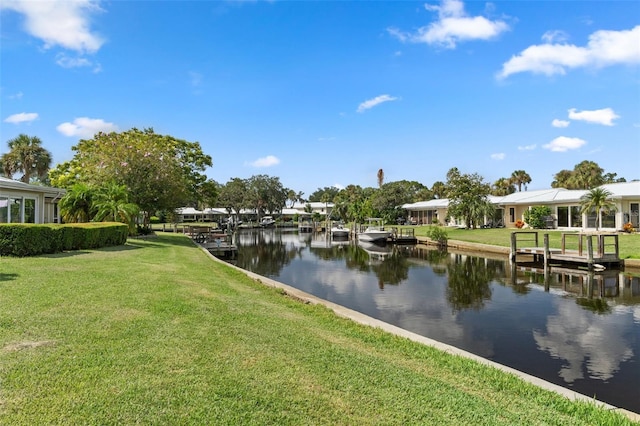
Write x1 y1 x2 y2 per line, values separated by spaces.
0 222 129 257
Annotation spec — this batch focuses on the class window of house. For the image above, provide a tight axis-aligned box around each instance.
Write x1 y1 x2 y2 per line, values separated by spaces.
0 197 7 223
601 210 615 228
557 206 569 227
24 198 36 223
586 208 597 228
10 198 22 223
570 206 582 227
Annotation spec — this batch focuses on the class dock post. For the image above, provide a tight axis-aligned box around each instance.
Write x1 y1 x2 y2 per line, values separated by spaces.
509 232 516 262
586 235 594 269
543 233 550 268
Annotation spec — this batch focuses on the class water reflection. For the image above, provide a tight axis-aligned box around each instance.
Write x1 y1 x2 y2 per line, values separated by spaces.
230 229 640 412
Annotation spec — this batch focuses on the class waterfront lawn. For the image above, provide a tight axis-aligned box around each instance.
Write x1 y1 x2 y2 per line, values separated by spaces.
410 226 640 259
1 233 636 425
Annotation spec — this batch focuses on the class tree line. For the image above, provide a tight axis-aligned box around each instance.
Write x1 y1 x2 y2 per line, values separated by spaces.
0 131 630 231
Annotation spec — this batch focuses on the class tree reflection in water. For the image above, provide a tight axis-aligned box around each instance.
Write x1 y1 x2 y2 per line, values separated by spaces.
445 254 495 312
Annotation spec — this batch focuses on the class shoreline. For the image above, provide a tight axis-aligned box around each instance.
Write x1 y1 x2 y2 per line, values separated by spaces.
416 236 640 271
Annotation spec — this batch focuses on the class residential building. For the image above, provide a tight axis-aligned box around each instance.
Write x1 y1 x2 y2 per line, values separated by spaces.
403 181 640 231
0 177 65 224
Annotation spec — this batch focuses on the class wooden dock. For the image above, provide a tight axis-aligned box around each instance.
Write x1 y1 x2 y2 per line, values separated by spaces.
390 227 417 244
510 231 621 270
185 226 237 258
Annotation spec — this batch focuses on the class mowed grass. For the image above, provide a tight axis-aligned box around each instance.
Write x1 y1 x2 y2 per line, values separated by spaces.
0 233 636 425
408 226 640 259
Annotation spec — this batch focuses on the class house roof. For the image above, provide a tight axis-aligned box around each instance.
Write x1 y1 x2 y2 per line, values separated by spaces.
600 181 640 198
0 177 66 197
402 198 449 210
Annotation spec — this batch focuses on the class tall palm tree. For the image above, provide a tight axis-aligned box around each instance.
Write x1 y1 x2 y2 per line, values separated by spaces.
431 181 447 199
1 134 52 183
377 168 384 188
579 187 616 230
492 177 515 196
59 182 96 223
510 170 531 192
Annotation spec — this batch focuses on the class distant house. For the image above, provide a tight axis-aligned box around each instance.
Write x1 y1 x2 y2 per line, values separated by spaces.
403 181 640 231
0 177 65 224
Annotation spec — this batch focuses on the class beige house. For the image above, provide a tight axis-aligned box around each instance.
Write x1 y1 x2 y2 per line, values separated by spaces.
0 177 65 224
403 181 640 231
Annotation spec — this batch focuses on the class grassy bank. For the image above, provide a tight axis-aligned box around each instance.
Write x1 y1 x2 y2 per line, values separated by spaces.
1 233 636 425
407 226 640 259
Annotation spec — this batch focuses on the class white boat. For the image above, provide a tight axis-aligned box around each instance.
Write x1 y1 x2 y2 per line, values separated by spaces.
260 216 276 227
357 218 392 243
331 223 350 239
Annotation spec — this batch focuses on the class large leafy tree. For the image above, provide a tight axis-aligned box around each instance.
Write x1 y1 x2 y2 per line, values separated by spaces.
245 175 288 219
218 178 248 222
580 187 616 230
510 170 531 192
308 186 341 203
371 180 431 223
445 168 493 229
1 134 52 183
49 128 212 226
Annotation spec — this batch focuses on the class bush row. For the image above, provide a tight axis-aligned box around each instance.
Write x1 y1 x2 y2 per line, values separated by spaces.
0 222 129 257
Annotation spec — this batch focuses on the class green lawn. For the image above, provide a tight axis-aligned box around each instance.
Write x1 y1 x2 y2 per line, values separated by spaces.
406 226 640 259
1 233 637 425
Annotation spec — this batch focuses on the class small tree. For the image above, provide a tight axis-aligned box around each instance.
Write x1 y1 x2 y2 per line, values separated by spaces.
580 188 616 230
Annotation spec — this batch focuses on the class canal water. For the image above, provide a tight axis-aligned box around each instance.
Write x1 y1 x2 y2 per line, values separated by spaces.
230 229 640 413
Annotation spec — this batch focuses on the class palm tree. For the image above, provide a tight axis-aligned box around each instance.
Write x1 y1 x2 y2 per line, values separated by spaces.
1 134 52 183
579 187 616 230
59 182 96 223
377 168 384 188
510 170 531 192
431 181 447 199
492 177 515 196
92 182 140 230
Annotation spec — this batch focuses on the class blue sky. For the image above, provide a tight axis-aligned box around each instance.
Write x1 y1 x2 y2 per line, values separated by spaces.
1 0 639 198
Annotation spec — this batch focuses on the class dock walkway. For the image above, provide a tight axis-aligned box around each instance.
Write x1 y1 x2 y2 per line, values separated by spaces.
510 231 621 269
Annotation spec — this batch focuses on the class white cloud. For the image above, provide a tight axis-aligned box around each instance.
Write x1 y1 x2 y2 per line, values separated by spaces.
357 94 398 113
543 136 586 152
333 183 345 190
8 92 24 100
55 53 102 73
517 144 537 151
4 112 38 124
552 119 570 128
568 107 619 126
1 0 105 53
541 30 569 44
498 25 640 79
56 117 118 138
388 0 509 49
248 155 280 168
490 153 505 160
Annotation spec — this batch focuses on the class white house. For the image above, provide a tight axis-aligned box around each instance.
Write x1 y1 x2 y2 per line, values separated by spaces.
403 181 640 231
0 177 65 224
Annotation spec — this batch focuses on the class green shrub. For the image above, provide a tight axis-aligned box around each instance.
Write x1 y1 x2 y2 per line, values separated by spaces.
426 225 448 246
523 206 552 229
0 222 128 257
